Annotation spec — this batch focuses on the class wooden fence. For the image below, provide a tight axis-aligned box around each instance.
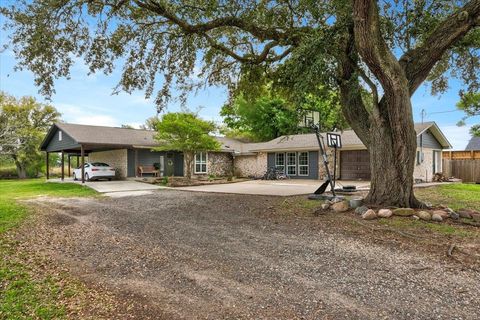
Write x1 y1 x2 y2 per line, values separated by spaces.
443 150 480 160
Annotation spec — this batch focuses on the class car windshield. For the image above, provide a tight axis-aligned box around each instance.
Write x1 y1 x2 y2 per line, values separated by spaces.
91 162 110 167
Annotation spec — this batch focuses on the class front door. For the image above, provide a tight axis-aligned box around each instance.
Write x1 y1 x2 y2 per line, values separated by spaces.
166 152 175 176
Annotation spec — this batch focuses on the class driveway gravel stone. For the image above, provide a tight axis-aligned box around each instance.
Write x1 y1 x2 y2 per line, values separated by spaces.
25 190 480 320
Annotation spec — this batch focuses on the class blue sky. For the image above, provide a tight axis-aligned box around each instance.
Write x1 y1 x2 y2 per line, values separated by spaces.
0 33 476 150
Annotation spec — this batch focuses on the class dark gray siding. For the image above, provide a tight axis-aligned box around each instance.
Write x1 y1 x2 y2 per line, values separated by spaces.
45 128 79 152
127 149 135 177
308 151 319 179
267 151 318 179
137 149 163 166
417 129 442 149
132 149 184 176
267 153 275 168
174 153 184 176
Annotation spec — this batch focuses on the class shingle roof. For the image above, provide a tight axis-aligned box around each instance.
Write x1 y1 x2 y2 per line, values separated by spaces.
56 123 158 147
43 121 451 154
466 136 480 150
245 122 450 152
48 123 242 152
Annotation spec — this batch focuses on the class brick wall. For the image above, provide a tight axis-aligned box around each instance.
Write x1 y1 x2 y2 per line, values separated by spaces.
88 149 128 179
234 152 267 178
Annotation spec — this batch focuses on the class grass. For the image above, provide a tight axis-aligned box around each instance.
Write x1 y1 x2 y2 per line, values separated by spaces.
0 179 96 233
0 179 97 319
416 183 480 211
378 218 478 238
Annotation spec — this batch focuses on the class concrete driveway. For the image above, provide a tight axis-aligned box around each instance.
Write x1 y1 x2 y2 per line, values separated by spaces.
175 179 370 196
49 178 163 197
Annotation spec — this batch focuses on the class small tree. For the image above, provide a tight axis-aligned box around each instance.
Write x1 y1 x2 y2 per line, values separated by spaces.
154 112 221 179
0 92 60 178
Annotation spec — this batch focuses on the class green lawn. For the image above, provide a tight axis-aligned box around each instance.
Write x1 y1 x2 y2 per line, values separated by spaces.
416 183 480 211
0 179 97 319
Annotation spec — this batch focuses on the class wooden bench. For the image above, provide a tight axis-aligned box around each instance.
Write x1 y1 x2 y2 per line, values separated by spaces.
137 165 159 177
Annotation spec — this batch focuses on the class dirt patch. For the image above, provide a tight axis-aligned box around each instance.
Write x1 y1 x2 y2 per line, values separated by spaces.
15 191 480 319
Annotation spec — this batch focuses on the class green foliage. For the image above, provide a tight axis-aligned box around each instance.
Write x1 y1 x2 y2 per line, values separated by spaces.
456 92 480 136
2 1 478 111
0 92 60 178
221 87 346 141
153 112 220 178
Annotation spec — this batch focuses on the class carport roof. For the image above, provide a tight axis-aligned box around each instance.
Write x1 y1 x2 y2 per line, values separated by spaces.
41 123 247 152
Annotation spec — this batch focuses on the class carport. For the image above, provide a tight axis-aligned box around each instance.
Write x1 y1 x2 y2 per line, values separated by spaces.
40 123 164 183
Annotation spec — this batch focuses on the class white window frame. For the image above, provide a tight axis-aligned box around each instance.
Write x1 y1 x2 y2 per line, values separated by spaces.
286 152 297 176
298 152 309 176
58 131 63 141
194 152 208 174
275 153 285 173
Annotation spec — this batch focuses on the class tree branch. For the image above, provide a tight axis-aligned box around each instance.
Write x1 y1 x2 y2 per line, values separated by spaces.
133 0 299 44
399 0 480 95
352 0 408 95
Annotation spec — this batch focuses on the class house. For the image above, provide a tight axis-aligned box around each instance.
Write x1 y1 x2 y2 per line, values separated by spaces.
41 121 451 183
466 136 480 151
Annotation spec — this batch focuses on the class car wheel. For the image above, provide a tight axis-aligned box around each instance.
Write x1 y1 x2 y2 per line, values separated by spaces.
85 173 90 181
108 178 112 181
73 173 77 181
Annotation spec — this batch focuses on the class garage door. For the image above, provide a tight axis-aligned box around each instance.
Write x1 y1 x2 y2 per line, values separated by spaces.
340 150 371 180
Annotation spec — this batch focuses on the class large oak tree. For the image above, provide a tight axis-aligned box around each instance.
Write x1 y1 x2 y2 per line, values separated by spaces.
2 0 480 206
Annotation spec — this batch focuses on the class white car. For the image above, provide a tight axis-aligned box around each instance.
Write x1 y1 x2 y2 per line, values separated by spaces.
73 162 116 181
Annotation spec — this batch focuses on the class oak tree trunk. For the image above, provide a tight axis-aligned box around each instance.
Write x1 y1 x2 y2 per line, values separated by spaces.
184 151 193 180
14 160 27 179
364 110 422 208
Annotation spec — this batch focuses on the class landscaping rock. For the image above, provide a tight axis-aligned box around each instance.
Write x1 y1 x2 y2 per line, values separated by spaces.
354 206 369 215
362 209 377 220
449 211 460 220
472 214 480 222
432 213 443 222
412 215 420 220
377 209 393 218
331 201 349 212
458 209 473 219
417 211 431 221
433 210 449 219
320 203 330 210
393 208 415 217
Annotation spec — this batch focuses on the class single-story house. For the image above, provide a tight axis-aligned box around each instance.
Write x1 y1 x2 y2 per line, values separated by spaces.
41 121 451 183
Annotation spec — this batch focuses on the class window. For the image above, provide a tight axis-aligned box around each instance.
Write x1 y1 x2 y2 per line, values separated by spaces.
195 152 207 174
286 152 297 175
58 131 63 141
416 151 424 165
298 152 309 176
275 153 285 172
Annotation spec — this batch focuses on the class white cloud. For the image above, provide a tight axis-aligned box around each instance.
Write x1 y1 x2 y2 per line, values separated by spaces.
439 125 472 150
54 103 119 127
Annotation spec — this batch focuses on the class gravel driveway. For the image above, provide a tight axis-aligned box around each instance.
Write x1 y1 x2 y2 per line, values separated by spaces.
28 190 480 319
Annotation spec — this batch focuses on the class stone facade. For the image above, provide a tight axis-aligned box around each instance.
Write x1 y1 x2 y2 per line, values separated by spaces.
207 152 233 177
234 152 268 178
189 152 233 178
318 148 340 180
88 149 128 179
